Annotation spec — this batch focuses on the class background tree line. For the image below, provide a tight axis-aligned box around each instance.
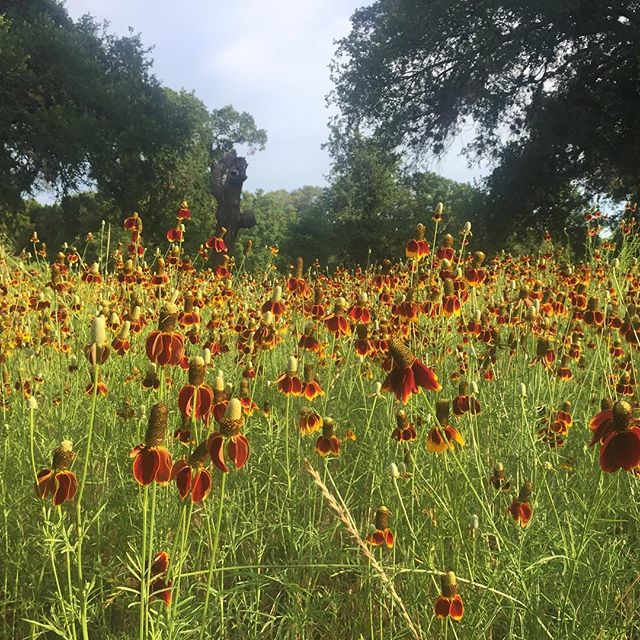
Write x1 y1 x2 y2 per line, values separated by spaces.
4 0 626 269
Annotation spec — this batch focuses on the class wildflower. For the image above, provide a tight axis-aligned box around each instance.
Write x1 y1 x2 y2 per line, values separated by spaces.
35 440 78 506
427 400 465 453
287 257 310 297
391 409 417 442
382 337 441 404
85 315 109 365
489 462 511 491
112 321 131 356
366 506 394 548
465 251 486 287
177 356 214 423
589 399 640 472
239 378 258 415
324 298 351 336
434 571 464 621
405 223 430 260
299 407 323 436
298 323 320 353
149 551 172 606
275 356 303 396
206 227 228 253
145 302 185 366
302 364 324 400
452 381 481 415
315 417 341 457
348 292 371 324
354 323 375 357
207 399 249 473
130 403 173 485
508 482 533 527
171 441 212 503
176 201 191 221
262 285 286 317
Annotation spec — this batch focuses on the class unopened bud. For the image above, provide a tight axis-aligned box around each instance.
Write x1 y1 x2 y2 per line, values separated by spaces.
519 383 527 398
389 463 400 479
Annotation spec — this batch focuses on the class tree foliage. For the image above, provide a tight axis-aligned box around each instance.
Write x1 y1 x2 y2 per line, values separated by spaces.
331 0 639 241
0 0 266 238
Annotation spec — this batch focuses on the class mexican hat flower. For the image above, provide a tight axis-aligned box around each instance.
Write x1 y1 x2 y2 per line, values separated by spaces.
405 223 430 260
434 571 464 621
382 337 441 404
146 302 185 366
35 440 78 506
130 402 173 485
171 441 212 503
427 400 465 453
149 551 172 606
177 356 214 423
207 398 250 473
391 409 417 442
508 481 533 527
589 399 640 472
315 417 341 457
365 506 394 548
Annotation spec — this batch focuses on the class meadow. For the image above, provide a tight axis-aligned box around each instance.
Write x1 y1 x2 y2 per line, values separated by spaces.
1 204 639 640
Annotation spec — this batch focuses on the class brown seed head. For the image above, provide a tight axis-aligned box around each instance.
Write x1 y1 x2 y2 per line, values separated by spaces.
145 402 169 447
295 257 303 278
188 356 206 386
518 481 533 503
303 363 315 384
158 302 178 332
322 417 335 438
395 409 408 429
472 251 486 268
612 400 633 430
52 440 76 471
435 400 450 427
188 441 209 467
441 571 457 598
374 506 390 530
388 337 415 369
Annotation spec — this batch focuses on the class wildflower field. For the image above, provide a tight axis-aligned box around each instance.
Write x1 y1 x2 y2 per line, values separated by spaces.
1 204 640 640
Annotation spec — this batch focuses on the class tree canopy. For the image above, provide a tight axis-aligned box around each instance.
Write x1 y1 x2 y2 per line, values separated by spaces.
0 0 266 224
331 0 640 239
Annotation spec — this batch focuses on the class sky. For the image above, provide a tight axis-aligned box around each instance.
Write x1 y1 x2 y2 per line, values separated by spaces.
63 0 487 193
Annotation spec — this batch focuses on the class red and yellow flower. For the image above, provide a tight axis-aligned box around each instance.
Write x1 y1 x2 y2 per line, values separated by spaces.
382 336 441 404
207 399 250 473
365 506 394 548
35 440 78 506
434 571 464 621
130 403 173 485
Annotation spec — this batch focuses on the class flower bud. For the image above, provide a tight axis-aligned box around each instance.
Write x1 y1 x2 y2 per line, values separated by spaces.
519 383 527 398
389 463 400 479
27 396 38 411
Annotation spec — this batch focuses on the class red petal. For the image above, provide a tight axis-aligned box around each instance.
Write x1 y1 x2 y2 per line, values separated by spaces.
155 448 173 484
599 429 640 472
449 594 464 620
434 596 451 619
133 448 159 485
228 434 249 470
174 463 192 498
412 360 441 392
207 433 228 473
191 469 212 502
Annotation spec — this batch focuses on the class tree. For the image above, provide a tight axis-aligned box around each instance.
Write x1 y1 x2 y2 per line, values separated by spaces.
331 0 640 240
0 1 267 253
